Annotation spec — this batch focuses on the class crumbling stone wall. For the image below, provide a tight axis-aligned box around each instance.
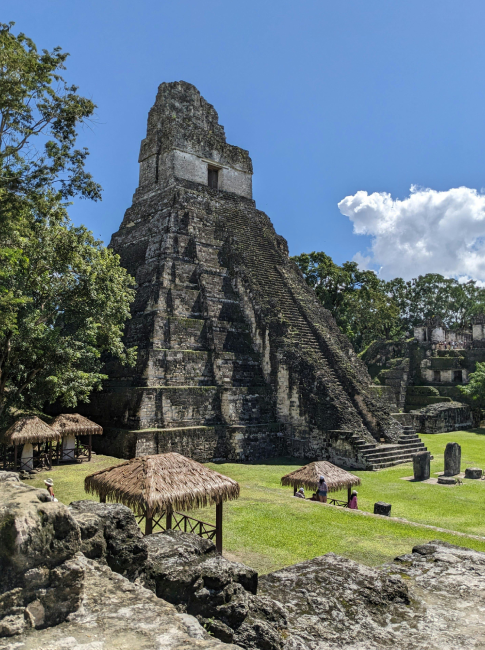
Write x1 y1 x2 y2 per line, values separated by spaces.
411 401 473 433
363 337 485 414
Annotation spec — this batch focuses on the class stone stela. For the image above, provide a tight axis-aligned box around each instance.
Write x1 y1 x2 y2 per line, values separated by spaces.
413 451 431 481
444 442 461 476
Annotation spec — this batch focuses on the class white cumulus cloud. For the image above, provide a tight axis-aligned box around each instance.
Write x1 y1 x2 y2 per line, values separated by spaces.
338 186 485 281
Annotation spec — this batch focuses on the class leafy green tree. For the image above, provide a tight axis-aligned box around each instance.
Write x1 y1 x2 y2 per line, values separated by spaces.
292 252 401 351
0 202 136 423
0 22 100 208
386 274 485 331
459 362 485 409
0 24 135 426
294 250 485 351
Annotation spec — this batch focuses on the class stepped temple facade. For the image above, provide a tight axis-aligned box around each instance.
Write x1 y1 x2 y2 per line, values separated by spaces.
87 81 419 468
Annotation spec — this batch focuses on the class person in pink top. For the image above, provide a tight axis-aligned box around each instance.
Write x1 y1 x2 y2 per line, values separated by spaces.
348 490 358 509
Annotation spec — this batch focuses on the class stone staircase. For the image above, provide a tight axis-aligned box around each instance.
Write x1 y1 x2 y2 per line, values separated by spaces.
222 210 370 425
351 426 429 470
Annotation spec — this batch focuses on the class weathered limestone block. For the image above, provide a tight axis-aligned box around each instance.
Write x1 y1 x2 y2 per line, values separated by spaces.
69 500 147 580
0 481 83 635
374 501 392 516
258 553 409 649
444 441 461 476
4 554 242 650
140 531 286 648
465 467 483 479
0 471 20 483
413 451 431 481
438 476 456 485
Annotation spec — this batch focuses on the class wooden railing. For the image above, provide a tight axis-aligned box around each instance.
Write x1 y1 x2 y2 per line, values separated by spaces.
328 498 349 507
148 511 217 541
136 501 223 552
172 512 217 540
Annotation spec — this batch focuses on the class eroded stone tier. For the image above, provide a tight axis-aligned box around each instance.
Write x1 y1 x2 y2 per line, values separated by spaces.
86 81 402 466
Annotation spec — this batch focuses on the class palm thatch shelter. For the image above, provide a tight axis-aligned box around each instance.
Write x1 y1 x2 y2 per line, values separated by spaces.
84 452 240 551
51 413 103 462
2 416 61 471
281 461 361 505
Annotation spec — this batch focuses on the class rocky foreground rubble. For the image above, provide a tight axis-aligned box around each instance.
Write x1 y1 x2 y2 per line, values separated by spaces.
1 474 485 649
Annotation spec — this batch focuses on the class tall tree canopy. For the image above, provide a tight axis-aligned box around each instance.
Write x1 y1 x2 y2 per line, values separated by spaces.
386 274 485 331
293 251 485 351
0 24 135 426
292 252 401 351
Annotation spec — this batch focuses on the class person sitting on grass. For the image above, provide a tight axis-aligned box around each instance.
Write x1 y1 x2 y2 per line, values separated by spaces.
348 490 358 509
317 475 328 503
294 487 305 499
44 478 58 502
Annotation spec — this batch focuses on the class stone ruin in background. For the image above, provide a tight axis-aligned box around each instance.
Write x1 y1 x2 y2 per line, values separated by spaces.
362 313 485 431
79 81 411 469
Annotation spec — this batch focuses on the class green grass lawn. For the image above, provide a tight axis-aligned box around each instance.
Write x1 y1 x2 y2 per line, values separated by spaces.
25 429 485 574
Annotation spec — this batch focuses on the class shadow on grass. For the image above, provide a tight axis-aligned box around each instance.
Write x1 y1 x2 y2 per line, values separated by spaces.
469 428 485 436
212 456 303 467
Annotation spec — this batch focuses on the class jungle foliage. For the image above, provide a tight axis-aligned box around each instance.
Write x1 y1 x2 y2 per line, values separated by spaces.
0 23 135 426
292 251 485 351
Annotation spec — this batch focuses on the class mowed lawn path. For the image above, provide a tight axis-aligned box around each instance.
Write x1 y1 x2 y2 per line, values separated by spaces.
26 430 485 574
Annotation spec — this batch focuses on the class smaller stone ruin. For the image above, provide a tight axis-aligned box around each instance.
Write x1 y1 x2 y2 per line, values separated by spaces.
444 442 461 476
411 401 472 433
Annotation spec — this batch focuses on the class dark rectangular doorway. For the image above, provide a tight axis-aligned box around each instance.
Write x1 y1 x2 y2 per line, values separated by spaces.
208 168 219 189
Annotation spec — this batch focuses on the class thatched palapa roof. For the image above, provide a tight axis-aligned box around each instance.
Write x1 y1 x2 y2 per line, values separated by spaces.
51 413 103 436
3 416 61 446
84 452 240 514
281 461 361 494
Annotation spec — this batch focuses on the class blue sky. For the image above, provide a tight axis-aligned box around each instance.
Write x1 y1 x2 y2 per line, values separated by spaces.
5 1 485 279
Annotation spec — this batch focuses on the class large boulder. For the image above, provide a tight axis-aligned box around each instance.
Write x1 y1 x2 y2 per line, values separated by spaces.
257 542 485 649
3 553 243 650
141 531 286 648
69 500 147 580
259 553 410 649
0 481 83 636
0 471 20 483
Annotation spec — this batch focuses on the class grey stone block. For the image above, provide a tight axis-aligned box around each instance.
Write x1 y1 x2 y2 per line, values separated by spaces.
444 442 461 476
413 451 431 481
465 467 483 479
374 501 392 516
438 476 456 485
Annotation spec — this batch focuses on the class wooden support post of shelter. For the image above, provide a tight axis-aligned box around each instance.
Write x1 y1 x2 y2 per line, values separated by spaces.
145 506 153 535
281 460 361 507
165 506 172 531
84 453 239 552
216 501 223 553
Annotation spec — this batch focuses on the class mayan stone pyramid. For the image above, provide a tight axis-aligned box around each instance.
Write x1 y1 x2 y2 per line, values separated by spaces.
88 81 403 467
